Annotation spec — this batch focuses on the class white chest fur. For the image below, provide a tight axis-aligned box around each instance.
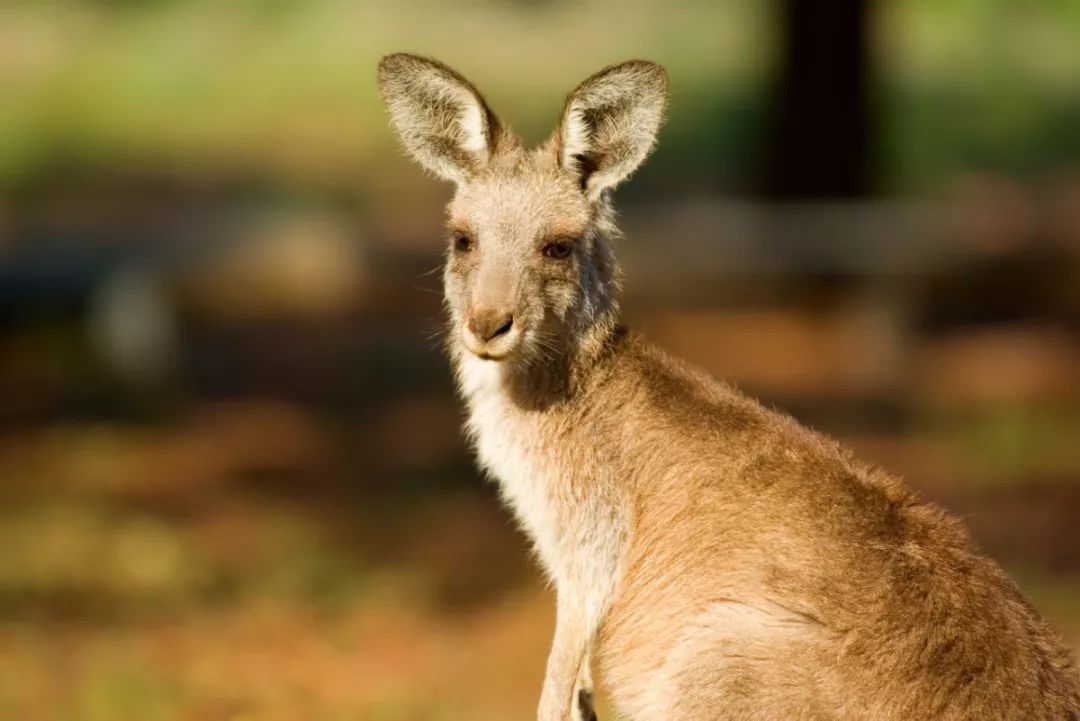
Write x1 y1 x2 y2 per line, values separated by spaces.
459 355 564 576
457 354 627 631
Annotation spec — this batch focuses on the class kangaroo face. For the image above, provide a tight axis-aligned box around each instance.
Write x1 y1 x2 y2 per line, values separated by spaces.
444 156 597 361
378 54 666 366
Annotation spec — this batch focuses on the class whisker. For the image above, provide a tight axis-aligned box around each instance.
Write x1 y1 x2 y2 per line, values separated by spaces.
418 263 443 278
410 283 443 297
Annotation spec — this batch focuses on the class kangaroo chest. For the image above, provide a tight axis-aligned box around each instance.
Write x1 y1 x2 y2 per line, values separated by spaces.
458 356 627 603
458 358 629 641
466 390 565 574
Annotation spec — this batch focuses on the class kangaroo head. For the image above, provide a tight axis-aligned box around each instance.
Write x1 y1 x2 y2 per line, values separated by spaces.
378 53 667 369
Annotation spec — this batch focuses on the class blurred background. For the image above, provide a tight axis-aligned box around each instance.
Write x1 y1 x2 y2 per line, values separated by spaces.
1 1 1079 719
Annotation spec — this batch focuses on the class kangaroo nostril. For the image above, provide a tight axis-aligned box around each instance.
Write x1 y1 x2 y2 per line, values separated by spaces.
490 316 513 339
468 311 514 343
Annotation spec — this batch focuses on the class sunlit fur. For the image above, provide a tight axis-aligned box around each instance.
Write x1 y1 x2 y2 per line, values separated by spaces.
379 53 1080 721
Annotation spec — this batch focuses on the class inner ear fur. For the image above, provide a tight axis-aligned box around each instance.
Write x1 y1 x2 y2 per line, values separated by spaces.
377 53 501 183
557 60 668 199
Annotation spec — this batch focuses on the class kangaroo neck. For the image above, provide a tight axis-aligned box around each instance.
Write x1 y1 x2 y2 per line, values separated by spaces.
453 309 623 414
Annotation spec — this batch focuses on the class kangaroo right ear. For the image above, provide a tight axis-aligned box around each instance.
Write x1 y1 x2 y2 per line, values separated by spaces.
377 54 499 184
558 60 668 200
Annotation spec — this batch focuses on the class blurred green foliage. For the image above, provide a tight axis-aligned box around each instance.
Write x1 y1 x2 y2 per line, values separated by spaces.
2 0 1078 195
880 0 1080 187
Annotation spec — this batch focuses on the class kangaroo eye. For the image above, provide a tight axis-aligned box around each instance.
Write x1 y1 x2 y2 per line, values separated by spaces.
542 239 574 260
453 233 473 253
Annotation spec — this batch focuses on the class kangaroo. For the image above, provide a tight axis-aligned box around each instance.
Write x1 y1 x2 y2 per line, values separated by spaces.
377 54 1080 721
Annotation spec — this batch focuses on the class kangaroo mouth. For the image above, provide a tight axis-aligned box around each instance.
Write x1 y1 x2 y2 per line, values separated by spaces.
462 325 520 361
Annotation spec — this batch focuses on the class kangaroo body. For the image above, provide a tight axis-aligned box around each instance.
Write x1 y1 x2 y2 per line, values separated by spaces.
462 330 1079 720
378 54 1080 721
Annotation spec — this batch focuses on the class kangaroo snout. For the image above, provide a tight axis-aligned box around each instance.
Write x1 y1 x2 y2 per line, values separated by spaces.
464 307 518 359
469 309 513 341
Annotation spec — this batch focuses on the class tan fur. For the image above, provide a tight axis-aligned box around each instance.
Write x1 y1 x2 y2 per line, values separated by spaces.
378 53 1080 721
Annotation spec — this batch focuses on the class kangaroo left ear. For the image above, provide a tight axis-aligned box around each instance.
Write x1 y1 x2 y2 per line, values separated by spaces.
556 60 668 200
378 53 500 184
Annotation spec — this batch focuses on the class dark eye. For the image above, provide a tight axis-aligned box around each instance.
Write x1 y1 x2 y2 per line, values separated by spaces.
453 233 473 253
542 239 574 260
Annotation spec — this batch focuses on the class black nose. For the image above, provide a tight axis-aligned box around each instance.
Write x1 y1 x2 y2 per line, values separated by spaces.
468 310 514 342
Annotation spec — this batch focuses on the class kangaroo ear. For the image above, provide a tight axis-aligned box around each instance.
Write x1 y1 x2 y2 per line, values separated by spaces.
377 54 500 184
557 60 668 200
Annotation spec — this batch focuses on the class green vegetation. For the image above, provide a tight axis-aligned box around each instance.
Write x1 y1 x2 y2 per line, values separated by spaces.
2 0 1078 195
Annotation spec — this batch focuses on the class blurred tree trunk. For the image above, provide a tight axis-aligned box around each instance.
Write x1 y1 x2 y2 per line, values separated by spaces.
761 0 875 198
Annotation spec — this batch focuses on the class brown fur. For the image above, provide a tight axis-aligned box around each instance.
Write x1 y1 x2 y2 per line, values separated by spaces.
378 53 1080 721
